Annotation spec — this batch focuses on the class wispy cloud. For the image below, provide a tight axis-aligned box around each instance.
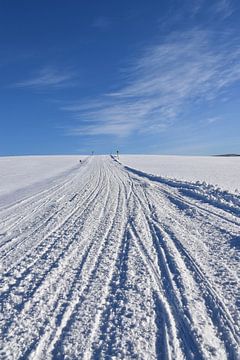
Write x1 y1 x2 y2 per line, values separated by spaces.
214 0 233 18
15 67 74 88
186 0 233 19
63 28 240 137
206 116 221 124
159 0 233 31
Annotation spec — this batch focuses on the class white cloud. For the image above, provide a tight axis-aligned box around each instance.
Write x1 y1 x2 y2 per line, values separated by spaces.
186 0 233 19
214 0 233 18
207 116 221 124
15 67 74 88
64 29 240 137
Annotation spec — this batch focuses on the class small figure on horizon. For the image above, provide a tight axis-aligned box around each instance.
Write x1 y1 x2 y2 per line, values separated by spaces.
116 150 119 159
79 159 82 163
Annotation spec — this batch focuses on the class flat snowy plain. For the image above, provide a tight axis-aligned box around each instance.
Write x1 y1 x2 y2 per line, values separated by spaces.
120 155 240 194
0 155 85 207
0 155 239 359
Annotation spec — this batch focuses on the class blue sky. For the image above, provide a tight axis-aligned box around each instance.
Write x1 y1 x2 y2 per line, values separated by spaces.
1 0 240 155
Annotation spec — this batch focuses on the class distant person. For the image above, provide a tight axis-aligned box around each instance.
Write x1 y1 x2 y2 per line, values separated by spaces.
79 159 82 163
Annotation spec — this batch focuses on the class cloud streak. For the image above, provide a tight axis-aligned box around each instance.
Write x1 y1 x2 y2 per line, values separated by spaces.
64 28 240 137
15 67 74 89
191 0 233 18
214 0 233 18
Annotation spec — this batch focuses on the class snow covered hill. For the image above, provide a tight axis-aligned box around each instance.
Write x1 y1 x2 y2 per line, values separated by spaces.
0 156 239 359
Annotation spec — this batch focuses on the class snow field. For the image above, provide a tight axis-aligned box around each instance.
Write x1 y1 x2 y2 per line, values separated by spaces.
0 155 239 359
0 155 86 206
120 155 240 193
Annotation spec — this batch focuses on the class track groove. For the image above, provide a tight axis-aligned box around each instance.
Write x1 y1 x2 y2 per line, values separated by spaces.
1 156 239 359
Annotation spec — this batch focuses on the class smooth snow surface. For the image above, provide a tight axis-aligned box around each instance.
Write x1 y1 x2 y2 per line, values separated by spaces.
0 156 239 359
120 155 240 193
0 155 85 207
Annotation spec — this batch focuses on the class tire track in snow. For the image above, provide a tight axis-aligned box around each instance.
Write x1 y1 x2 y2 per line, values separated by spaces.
91 226 159 360
0 160 98 265
124 165 240 219
0 158 90 238
1 158 126 359
0 160 92 261
48 166 129 359
152 220 240 359
1 162 105 340
124 167 237 358
92 189 185 360
126 163 240 359
144 184 240 334
0 157 90 214
1 156 239 359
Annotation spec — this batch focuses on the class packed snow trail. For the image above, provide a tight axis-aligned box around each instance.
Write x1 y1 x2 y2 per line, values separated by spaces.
0 156 239 360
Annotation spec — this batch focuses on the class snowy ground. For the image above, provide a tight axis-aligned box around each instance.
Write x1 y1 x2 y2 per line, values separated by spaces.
0 155 239 359
120 155 240 194
0 155 85 207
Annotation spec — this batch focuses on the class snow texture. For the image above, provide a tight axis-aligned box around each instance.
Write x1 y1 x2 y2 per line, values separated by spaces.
120 155 240 194
0 155 85 207
0 155 239 359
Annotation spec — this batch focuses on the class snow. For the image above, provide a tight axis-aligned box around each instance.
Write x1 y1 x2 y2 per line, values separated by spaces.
120 155 240 193
0 155 239 359
0 155 86 206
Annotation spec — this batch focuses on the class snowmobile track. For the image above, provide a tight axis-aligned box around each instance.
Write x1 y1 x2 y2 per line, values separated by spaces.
0 156 239 360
